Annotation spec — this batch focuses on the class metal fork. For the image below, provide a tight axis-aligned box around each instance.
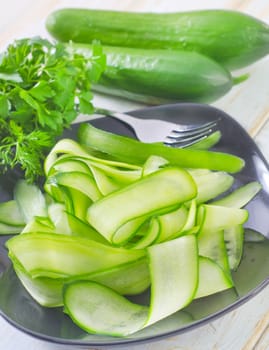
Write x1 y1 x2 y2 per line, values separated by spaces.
92 107 219 147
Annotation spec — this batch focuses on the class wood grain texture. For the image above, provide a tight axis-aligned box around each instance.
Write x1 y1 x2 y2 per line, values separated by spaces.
1 1 269 349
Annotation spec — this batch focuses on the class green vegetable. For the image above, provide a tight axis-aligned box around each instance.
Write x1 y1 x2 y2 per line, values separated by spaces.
224 225 244 270
71 44 233 104
7 233 145 278
195 256 233 298
186 130 222 150
211 181 262 208
78 123 245 173
14 261 64 307
87 167 196 245
46 8 269 69
197 204 248 235
14 180 47 222
0 222 24 234
0 37 105 181
2 128 262 336
63 235 198 336
189 169 234 204
0 200 25 226
13 256 150 307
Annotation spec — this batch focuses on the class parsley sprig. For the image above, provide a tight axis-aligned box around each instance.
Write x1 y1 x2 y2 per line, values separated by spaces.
0 37 105 182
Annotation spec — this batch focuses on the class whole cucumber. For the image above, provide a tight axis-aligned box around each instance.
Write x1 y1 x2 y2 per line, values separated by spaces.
46 8 269 69
72 44 233 104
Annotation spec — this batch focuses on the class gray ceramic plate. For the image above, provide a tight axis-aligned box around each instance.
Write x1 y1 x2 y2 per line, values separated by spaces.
1 103 269 348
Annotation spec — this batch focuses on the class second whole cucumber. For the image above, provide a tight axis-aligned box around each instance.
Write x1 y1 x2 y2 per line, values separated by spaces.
72 44 234 104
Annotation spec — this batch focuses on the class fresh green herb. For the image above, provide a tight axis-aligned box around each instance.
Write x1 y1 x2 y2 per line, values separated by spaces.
0 37 106 182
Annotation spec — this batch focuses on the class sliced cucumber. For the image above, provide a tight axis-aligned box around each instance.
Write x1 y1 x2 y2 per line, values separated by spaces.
14 263 64 307
0 200 25 226
88 258 150 295
62 187 92 221
3 132 262 337
47 171 102 202
211 181 262 208
64 281 148 336
147 235 198 326
198 204 248 234
63 235 198 336
44 138 141 176
87 167 196 244
0 222 25 234
127 217 160 249
195 257 234 299
157 206 188 242
90 166 120 195
84 159 141 184
7 233 145 279
66 212 108 244
21 216 55 234
190 170 234 204
48 203 72 235
15 257 151 308
14 180 47 223
113 216 148 246
178 199 198 235
49 157 91 175
198 229 231 276
224 225 244 270
186 131 222 150
142 155 168 176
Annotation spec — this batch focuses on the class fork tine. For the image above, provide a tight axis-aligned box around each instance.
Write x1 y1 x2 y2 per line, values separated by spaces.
165 133 209 147
165 124 216 145
167 123 217 142
165 132 210 145
172 120 218 135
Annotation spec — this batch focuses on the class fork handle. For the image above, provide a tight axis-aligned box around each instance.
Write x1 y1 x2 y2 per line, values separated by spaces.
72 107 140 130
94 107 142 129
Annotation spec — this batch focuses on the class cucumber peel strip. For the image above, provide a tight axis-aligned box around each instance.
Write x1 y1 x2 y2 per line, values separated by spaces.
78 123 245 173
186 130 221 150
2 124 264 337
14 180 47 223
44 138 141 176
13 256 151 307
87 167 196 244
7 233 145 278
63 235 198 337
195 256 233 298
0 200 25 226
211 181 262 208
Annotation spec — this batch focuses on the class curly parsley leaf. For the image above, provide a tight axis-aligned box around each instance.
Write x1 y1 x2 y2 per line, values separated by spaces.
0 37 106 182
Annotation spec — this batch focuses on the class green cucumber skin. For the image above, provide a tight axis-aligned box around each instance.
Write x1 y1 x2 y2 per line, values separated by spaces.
46 9 269 69
78 124 245 174
74 44 233 104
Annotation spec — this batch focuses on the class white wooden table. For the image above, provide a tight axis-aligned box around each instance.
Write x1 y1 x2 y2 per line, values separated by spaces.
1 1 269 349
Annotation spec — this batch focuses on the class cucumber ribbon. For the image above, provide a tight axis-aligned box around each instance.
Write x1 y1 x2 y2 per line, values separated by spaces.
3 124 262 337
78 123 245 173
63 235 198 337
